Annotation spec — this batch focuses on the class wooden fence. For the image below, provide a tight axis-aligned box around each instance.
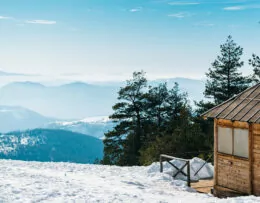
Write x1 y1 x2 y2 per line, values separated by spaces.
160 154 191 187
160 152 213 187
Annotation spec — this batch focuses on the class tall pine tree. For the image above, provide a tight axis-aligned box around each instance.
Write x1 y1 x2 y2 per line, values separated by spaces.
143 83 169 138
205 35 251 105
103 71 147 166
249 54 260 82
195 36 252 160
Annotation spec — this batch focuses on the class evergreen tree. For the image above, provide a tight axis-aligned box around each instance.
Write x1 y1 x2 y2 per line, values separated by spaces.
193 100 214 147
139 83 203 165
194 36 252 159
143 83 169 138
165 83 189 124
142 83 189 141
205 35 251 105
249 54 260 82
103 71 147 166
139 104 211 165
103 72 213 166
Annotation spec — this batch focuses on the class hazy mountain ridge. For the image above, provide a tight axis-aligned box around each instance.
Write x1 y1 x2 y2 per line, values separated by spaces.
0 70 33 77
0 129 103 164
0 106 114 139
0 82 119 119
0 78 204 119
0 105 55 133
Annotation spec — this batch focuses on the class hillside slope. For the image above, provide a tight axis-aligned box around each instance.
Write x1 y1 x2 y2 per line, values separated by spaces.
0 106 54 133
0 129 103 163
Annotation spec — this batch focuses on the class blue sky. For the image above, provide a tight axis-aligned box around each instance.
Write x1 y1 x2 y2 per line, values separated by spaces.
0 0 259 81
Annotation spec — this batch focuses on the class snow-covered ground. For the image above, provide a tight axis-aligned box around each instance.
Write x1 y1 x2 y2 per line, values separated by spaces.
0 159 259 203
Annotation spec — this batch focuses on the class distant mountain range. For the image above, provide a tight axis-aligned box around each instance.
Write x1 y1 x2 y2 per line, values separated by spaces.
0 105 114 140
0 81 119 119
0 129 103 164
0 78 204 119
0 76 205 165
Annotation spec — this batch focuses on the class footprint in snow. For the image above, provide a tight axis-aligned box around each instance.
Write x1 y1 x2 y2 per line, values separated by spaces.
121 181 145 189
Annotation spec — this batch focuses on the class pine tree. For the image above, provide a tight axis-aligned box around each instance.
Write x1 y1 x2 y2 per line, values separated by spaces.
139 83 199 165
103 71 147 166
194 36 251 158
249 54 260 82
205 35 251 105
143 83 169 138
103 73 213 166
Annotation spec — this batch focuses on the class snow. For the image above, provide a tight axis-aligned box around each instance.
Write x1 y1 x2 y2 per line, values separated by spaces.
53 116 110 126
80 116 111 123
0 133 44 155
0 159 260 202
45 116 115 139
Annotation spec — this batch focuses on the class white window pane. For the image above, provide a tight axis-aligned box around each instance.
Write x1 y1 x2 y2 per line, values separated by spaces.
218 127 232 154
234 129 249 158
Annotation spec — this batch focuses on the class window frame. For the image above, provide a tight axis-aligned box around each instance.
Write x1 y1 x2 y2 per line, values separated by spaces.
217 126 249 159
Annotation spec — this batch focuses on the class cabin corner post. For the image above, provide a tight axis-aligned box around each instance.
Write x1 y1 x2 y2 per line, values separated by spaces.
249 123 253 195
214 118 218 188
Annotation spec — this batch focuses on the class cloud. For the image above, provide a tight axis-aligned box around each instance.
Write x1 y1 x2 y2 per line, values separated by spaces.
0 16 12 20
129 7 143 12
223 4 260 10
194 22 214 27
168 2 200 5
168 12 191 18
223 6 245 10
25 20 57 25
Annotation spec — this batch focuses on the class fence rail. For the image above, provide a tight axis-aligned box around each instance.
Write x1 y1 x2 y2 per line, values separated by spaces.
160 154 191 187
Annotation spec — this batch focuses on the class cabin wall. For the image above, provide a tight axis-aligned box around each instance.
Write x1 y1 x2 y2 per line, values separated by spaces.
214 119 251 195
217 154 250 193
252 123 260 195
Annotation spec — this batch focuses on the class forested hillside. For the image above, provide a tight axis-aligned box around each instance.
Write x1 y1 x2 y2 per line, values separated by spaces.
0 129 103 163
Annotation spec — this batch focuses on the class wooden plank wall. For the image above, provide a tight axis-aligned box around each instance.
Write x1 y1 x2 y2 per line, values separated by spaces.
217 154 250 193
252 123 260 195
215 119 251 194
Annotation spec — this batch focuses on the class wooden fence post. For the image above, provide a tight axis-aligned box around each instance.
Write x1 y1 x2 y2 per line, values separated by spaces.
187 160 191 187
160 155 163 173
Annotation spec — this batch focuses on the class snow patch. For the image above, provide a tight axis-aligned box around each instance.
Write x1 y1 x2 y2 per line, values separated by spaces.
0 134 45 155
45 116 115 139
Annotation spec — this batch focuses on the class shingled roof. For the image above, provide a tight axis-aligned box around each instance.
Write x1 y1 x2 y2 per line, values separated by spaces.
202 83 260 123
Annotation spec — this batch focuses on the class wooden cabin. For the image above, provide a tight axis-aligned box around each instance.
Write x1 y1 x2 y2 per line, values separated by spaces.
202 83 260 197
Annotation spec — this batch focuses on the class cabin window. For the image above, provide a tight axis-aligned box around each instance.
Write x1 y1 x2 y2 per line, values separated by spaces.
234 129 249 158
218 127 233 154
217 126 249 158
